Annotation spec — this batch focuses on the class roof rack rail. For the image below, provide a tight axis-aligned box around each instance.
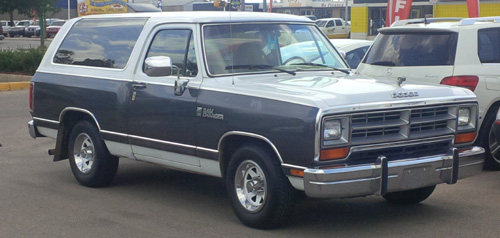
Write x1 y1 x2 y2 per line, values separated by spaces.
391 18 462 27
460 17 500 26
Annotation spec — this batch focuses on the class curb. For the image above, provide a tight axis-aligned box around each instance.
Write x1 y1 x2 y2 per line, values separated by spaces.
0 82 31 91
0 73 32 92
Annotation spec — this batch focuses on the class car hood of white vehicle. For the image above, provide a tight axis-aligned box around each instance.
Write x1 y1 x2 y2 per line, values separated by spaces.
230 72 476 110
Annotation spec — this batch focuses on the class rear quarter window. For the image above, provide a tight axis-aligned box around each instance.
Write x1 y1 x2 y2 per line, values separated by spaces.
364 32 458 66
478 28 500 63
53 18 148 69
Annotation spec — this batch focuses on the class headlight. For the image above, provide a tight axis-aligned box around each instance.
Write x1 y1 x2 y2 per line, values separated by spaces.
458 108 471 126
324 120 342 140
322 117 349 147
456 105 477 132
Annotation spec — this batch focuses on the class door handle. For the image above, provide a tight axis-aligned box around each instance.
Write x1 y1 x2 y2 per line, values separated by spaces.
132 82 147 90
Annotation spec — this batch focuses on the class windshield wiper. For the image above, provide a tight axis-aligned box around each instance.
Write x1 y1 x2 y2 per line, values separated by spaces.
290 63 351 74
370 61 396 66
226 64 296 76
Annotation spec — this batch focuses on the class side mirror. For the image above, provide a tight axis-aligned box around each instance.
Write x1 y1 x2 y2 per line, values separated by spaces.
144 56 173 77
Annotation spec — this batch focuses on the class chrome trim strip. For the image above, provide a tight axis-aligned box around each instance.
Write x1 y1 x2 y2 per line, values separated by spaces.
310 175 398 186
59 107 102 130
33 117 59 124
218 131 284 163
129 134 197 150
281 163 308 170
197 147 218 154
100 130 127 137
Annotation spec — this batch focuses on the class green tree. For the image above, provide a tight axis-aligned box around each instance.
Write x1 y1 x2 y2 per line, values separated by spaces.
25 0 59 47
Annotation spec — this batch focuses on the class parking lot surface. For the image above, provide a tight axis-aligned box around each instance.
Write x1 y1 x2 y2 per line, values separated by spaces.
2 90 500 237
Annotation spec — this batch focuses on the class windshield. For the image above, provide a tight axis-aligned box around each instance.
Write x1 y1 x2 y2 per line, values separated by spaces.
364 32 458 66
316 20 327 27
203 23 347 75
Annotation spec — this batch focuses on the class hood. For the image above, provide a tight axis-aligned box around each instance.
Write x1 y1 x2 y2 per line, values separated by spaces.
230 72 475 110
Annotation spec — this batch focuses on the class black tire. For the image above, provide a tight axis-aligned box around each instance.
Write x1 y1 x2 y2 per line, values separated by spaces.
479 106 500 170
383 185 436 204
68 120 118 187
226 144 296 229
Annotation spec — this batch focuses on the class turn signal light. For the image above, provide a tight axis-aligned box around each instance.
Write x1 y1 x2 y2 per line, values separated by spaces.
290 169 304 177
455 132 477 144
441 76 479 92
320 147 349 161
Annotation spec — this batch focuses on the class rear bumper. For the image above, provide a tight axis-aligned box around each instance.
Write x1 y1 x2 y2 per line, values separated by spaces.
28 120 42 138
303 147 484 198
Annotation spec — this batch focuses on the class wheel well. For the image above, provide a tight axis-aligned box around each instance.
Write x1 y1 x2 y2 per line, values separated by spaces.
479 101 500 135
54 110 99 161
219 135 281 179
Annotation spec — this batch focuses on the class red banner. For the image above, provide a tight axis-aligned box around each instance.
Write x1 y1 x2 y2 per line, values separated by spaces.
386 0 414 27
467 0 480 18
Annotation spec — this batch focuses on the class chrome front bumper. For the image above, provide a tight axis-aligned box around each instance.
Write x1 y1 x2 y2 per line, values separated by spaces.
303 147 485 198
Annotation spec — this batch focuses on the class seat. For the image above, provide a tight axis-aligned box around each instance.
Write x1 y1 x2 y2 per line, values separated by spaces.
233 42 265 66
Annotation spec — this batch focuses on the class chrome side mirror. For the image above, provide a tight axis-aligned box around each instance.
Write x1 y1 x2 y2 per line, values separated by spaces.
144 56 173 77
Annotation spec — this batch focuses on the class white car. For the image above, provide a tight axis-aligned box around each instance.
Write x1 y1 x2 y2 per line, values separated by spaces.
357 17 500 169
316 18 351 39
331 39 372 69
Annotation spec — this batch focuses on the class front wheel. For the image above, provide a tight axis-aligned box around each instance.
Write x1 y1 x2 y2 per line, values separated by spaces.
383 185 436 204
226 144 296 229
68 120 118 187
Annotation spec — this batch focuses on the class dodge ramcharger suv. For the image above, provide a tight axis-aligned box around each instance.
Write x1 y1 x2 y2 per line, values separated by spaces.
28 12 485 229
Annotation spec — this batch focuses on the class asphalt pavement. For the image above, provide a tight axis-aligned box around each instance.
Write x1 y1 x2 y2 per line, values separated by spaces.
2 90 500 237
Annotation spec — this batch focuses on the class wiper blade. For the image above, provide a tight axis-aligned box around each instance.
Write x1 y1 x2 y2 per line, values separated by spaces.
226 64 296 76
370 61 396 66
290 63 351 74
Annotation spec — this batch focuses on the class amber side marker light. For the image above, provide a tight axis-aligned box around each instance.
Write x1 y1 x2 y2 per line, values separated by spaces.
320 147 349 161
290 169 304 177
455 132 477 144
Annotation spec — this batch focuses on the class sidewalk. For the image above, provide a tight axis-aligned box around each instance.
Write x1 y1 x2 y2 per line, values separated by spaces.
0 73 32 91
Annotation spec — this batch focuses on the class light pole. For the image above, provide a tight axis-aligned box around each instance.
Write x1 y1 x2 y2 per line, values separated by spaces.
68 0 70 19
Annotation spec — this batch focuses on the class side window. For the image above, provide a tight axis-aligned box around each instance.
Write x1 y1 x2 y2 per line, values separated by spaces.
146 29 198 77
326 21 334 27
478 28 500 63
335 20 342 27
53 18 147 69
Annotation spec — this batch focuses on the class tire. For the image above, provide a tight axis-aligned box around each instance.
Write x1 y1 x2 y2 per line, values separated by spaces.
226 144 296 229
383 185 436 204
479 106 500 170
68 120 118 187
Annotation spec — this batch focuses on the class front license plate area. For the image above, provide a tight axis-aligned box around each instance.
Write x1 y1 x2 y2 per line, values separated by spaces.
402 166 431 189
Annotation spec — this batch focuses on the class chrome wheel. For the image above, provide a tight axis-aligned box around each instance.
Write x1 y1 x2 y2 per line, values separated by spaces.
73 133 95 174
234 160 267 212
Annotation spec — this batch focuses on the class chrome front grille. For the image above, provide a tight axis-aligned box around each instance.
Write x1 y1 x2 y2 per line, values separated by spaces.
350 105 457 145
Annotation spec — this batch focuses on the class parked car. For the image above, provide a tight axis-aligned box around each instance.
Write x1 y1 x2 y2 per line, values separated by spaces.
316 18 351 38
29 12 484 229
9 20 31 37
46 20 66 38
331 39 372 69
25 20 40 38
357 17 500 169
303 15 317 21
1 20 13 37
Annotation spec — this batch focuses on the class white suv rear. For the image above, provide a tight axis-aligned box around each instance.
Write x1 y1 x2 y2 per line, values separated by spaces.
357 17 500 169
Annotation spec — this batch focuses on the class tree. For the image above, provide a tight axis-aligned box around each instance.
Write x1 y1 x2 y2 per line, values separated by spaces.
25 0 59 47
